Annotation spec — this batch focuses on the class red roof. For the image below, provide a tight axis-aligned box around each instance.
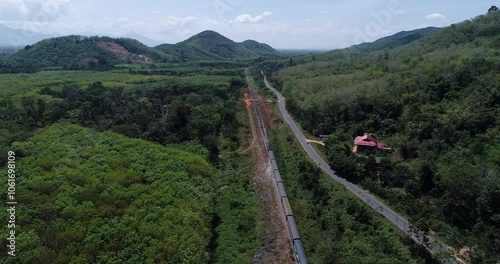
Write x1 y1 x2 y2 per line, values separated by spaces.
354 135 391 150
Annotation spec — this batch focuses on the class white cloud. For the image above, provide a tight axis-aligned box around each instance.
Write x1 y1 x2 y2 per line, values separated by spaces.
320 10 328 14
234 11 272 23
118 17 129 23
158 16 219 31
0 0 29 17
305 18 312 22
425 13 446 20
41 0 70 15
0 0 70 21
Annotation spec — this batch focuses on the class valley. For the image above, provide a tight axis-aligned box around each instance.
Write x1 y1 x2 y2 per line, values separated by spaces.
0 5 498 264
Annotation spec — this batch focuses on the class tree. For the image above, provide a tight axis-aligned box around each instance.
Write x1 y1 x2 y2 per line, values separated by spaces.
488 6 498 13
97 55 110 71
3 123 216 263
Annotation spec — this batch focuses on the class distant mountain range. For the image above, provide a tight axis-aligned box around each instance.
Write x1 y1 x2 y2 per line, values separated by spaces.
0 26 444 72
0 25 50 47
0 25 165 47
0 30 279 72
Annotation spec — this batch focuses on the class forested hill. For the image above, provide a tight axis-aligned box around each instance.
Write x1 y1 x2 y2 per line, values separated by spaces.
0 30 279 72
260 9 500 263
0 35 173 72
0 25 50 46
241 40 276 54
155 30 279 61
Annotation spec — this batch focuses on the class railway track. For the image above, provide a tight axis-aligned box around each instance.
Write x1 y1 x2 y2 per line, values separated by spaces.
249 83 308 264
262 71 459 264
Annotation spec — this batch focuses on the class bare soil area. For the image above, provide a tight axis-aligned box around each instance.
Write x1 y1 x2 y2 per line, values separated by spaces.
244 70 295 264
96 41 152 63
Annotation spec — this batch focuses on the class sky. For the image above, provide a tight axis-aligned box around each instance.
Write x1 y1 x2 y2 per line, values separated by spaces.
0 0 497 49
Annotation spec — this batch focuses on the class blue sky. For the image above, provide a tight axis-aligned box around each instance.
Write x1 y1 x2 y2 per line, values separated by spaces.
0 0 497 49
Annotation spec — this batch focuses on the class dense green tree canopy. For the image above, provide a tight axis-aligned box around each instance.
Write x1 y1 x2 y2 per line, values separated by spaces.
0 123 216 263
257 10 500 263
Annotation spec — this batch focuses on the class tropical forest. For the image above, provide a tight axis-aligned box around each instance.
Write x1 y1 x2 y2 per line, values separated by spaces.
0 3 498 264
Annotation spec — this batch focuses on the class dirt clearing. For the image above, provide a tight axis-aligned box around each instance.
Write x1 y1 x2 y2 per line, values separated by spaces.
244 69 295 264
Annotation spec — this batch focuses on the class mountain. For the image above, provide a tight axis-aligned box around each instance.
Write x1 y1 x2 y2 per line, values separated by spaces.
0 25 52 47
155 30 279 61
0 30 279 72
241 40 276 54
350 27 441 52
0 46 20 55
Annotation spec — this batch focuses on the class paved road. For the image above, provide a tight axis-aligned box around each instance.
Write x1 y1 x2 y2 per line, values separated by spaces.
263 73 458 263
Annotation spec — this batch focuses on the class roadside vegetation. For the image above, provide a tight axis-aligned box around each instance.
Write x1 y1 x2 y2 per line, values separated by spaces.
0 62 263 263
0 65 245 163
268 118 429 264
0 9 498 263
257 10 500 263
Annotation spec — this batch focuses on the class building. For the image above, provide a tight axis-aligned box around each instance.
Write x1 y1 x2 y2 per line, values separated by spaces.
353 135 391 153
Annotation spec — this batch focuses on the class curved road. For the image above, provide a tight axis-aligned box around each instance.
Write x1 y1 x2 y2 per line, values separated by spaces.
263 73 457 263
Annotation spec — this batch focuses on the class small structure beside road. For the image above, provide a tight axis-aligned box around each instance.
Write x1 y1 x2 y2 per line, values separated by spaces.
353 134 391 153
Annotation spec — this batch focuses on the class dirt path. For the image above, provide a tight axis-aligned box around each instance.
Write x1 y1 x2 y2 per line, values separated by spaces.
245 69 295 264
307 139 325 146
239 90 257 155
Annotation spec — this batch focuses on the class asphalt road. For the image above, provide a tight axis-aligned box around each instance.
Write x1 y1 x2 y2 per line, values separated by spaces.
262 73 458 263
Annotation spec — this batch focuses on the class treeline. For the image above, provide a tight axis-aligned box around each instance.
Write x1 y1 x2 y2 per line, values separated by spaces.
126 65 246 77
0 123 216 263
0 36 174 73
0 36 118 72
0 60 266 262
264 10 500 263
156 31 279 62
0 74 245 166
268 124 428 264
0 46 19 55
0 31 280 73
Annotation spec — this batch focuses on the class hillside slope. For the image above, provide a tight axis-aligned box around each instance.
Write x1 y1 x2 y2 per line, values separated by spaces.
0 35 172 72
155 30 278 61
0 30 279 72
351 27 441 52
262 10 500 264
241 40 277 54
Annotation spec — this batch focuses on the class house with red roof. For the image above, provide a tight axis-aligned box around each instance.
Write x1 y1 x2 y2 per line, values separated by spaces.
353 135 391 153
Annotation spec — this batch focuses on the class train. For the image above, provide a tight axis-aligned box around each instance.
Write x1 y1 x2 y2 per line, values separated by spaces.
251 87 307 263
268 147 308 264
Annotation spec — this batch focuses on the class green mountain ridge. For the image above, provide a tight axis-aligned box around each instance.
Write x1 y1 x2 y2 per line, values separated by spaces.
0 35 173 72
156 30 278 61
0 30 279 72
241 40 277 54
351 26 442 52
